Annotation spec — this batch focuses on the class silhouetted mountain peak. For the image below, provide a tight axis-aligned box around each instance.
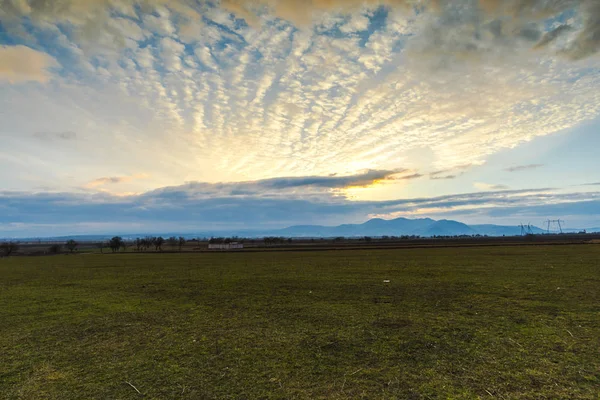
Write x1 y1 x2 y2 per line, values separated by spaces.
275 217 538 237
362 218 385 225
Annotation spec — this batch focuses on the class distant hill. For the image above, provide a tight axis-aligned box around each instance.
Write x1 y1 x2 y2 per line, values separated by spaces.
277 217 438 237
274 217 538 238
8 218 597 241
424 220 476 236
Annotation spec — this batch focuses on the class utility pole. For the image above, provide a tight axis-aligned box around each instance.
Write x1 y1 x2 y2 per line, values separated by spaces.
546 219 565 234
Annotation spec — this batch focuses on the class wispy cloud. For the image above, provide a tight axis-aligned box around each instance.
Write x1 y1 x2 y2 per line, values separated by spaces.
504 164 544 173
430 164 473 180
85 174 149 189
430 173 457 180
397 173 423 180
474 182 510 191
33 131 77 141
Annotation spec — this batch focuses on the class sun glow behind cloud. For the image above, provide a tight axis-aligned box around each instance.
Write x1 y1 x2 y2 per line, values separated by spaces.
2 1 600 184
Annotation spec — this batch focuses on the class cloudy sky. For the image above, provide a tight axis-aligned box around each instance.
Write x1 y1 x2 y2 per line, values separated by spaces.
1 0 600 236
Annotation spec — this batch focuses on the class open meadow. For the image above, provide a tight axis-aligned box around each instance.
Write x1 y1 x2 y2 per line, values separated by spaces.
1 245 599 399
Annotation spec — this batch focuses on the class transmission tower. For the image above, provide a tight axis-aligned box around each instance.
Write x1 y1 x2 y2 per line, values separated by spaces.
546 219 565 234
519 223 534 236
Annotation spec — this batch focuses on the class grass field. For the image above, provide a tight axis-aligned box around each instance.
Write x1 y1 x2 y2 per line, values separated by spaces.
1 245 599 399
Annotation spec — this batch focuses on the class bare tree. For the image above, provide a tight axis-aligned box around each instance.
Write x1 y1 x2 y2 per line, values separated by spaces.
263 236 285 246
167 236 178 250
65 239 78 253
153 236 165 251
109 236 124 253
178 236 186 251
48 244 62 254
0 242 19 257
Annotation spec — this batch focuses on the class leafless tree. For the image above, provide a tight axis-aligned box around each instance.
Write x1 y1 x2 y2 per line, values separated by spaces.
48 244 62 254
109 236 124 253
65 239 78 253
167 236 178 249
153 236 165 251
0 242 19 257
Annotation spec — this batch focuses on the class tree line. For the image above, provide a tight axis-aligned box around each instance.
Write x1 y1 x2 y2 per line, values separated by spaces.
101 236 187 253
0 242 19 256
208 237 242 244
0 236 190 257
0 233 505 257
0 239 79 256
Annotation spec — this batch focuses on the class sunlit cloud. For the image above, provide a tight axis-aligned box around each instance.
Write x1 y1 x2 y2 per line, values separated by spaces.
0 45 58 83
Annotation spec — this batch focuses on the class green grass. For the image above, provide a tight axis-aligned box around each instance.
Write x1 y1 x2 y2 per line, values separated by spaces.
1 245 599 399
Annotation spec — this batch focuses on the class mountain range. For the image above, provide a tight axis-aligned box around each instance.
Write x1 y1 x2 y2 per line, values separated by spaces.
272 218 547 238
10 217 590 241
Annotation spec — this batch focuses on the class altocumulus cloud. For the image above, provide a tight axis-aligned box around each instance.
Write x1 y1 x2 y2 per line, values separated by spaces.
223 0 600 59
0 45 58 83
2 0 600 185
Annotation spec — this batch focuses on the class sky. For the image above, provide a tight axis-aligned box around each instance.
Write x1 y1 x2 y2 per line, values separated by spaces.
1 0 600 237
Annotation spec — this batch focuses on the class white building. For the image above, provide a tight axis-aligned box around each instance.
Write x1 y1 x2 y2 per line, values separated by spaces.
208 242 244 250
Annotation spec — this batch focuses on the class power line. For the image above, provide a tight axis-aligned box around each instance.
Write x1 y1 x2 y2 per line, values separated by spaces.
546 219 565 234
